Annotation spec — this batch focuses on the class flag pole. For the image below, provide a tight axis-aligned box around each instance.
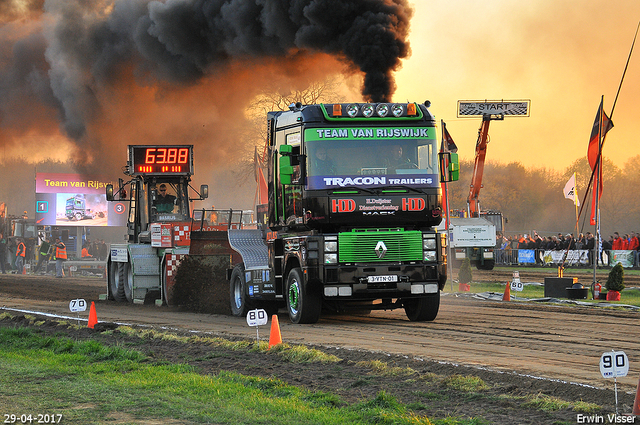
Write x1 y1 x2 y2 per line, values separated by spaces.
573 172 579 237
593 109 603 295
441 120 454 292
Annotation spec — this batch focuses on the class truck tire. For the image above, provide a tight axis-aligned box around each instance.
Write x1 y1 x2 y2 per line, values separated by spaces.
285 268 321 324
230 264 254 317
404 292 440 322
120 262 133 303
109 261 126 302
108 261 125 302
75 212 82 221
476 260 495 271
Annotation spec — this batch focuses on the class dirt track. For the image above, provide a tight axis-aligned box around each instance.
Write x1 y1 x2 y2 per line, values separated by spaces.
1 270 639 396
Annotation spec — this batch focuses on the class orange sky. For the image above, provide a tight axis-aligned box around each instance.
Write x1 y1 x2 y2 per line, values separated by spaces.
1 0 638 175
394 0 640 171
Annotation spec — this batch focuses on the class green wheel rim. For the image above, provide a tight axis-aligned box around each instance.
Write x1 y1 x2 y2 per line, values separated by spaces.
288 279 300 315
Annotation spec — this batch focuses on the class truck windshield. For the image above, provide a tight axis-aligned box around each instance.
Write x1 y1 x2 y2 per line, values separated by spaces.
150 182 187 221
305 130 438 190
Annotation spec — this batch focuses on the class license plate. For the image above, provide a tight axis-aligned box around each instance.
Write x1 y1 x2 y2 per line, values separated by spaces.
367 275 398 283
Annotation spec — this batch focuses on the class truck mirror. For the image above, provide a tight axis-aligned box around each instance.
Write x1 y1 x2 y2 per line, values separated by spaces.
106 184 114 201
200 184 209 199
449 153 459 181
118 178 127 199
438 152 459 182
279 145 293 185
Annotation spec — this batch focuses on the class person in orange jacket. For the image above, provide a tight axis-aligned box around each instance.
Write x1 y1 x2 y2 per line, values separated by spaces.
15 238 26 273
53 238 67 278
81 244 93 259
611 232 624 250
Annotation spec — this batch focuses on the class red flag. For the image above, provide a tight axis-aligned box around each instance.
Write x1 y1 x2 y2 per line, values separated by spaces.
587 98 613 170
442 121 458 153
587 97 613 225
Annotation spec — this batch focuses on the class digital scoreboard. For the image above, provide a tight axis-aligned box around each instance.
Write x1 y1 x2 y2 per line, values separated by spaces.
129 145 194 176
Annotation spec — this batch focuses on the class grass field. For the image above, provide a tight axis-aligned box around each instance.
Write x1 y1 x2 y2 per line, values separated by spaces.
0 326 442 425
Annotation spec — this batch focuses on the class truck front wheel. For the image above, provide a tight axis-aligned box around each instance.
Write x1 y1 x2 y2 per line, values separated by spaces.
285 268 321 324
120 262 133 303
108 261 125 302
404 292 440 322
230 264 253 317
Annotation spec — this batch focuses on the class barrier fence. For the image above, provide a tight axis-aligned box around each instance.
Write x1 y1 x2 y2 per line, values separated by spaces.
495 249 638 268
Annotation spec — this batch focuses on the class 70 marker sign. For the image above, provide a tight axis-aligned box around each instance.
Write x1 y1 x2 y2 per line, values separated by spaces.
69 299 87 313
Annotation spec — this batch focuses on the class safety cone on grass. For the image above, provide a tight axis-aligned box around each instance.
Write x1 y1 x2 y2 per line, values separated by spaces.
22 266 26 275
502 282 511 301
633 373 640 415
268 315 282 348
88 301 98 329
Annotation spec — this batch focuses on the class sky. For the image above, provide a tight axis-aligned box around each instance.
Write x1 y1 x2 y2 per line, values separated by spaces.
394 0 640 171
0 0 639 177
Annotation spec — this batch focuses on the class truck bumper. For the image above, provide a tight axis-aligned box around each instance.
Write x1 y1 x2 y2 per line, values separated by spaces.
316 263 444 300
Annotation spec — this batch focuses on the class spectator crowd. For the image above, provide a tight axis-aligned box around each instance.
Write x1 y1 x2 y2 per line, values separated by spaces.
495 231 640 266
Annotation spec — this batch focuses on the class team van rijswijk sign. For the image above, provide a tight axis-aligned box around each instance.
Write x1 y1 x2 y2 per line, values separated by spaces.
35 172 126 227
304 127 438 190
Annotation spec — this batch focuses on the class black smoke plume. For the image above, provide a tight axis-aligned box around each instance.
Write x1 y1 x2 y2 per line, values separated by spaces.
0 0 412 170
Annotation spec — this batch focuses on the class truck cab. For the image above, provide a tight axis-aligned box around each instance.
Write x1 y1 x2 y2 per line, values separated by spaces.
229 102 459 324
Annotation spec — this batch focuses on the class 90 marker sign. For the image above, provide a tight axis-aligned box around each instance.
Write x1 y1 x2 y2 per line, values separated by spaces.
599 351 629 378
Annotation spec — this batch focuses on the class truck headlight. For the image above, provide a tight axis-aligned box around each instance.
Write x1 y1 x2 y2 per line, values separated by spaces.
324 253 338 264
423 238 436 250
424 251 436 262
324 241 338 252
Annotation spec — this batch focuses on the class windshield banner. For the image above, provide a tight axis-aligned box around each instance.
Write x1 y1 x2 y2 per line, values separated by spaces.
308 174 439 190
306 127 436 141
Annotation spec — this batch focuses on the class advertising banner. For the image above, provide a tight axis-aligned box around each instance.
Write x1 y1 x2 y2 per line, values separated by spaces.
35 173 127 227
542 250 589 265
609 250 635 268
517 249 536 264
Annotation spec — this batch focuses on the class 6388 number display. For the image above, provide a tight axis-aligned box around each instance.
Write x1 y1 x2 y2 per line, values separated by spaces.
130 145 194 175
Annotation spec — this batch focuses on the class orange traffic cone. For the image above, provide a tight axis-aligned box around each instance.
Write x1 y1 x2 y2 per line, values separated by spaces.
502 283 511 301
268 315 282 348
88 302 98 329
22 265 26 275
633 373 640 415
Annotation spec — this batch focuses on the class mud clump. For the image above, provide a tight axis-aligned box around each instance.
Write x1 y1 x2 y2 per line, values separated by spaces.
172 255 231 315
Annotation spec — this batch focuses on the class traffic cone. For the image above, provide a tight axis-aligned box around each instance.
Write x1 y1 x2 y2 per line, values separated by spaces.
502 283 511 301
22 265 26 275
88 302 98 329
268 315 282 348
633 373 640 415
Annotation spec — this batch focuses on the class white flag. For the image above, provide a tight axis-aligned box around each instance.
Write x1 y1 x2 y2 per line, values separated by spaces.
563 173 579 206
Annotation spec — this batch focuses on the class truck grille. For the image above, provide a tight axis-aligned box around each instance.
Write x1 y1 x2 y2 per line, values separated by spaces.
338 229 422 263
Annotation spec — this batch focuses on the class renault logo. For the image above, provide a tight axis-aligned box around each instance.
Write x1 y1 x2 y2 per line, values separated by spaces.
375 241 387 259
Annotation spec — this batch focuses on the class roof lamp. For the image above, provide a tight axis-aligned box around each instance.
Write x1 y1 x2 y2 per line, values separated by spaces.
346 104 359 117
391 104 404 117
332 104 342 116
407 103 417 115
376 104 389 117
362 104 374 117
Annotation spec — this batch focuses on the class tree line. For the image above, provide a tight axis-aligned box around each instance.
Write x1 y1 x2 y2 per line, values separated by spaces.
446 155 639 239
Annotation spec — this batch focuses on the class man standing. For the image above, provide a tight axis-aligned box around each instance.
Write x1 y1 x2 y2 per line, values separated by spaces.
53 238 67 278
0 233 6 274
34 237 52 274
15 238 26 274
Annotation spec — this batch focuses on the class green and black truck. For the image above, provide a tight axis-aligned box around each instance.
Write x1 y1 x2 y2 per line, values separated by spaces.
228 102 459 324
